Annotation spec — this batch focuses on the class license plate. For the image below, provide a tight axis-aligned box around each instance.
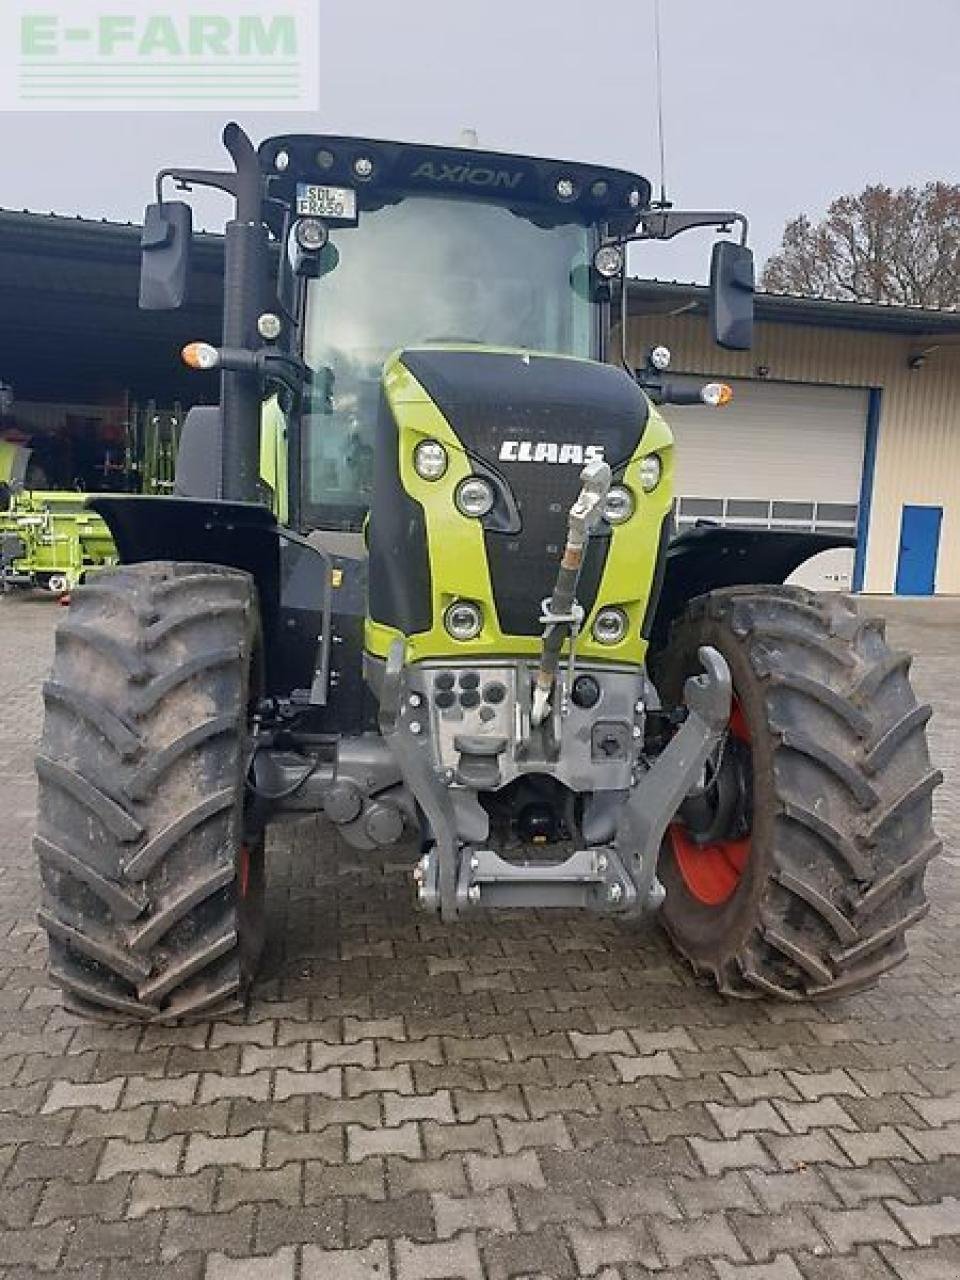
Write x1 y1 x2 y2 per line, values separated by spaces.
296 183 357 221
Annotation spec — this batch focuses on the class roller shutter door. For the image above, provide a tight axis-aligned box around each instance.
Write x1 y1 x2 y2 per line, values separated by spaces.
667 378 869 590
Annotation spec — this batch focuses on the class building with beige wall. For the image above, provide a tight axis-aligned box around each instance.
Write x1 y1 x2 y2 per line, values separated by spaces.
626 282 960 596
4 211 960 597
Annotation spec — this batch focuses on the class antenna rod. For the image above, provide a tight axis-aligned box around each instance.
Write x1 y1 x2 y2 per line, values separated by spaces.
653 0 668 207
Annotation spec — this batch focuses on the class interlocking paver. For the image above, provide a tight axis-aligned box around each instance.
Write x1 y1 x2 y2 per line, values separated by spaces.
830 1125 921 1165
345 1191 436 1245
184 1130 264 1173
0 598 958 1280
728 1208 827 1261
205 1248 296 1279
383 1089 454 1125
98 1135 183 1179
122 1073 199 1107
886 1197 960 1245
466 1149 545 1190
821 1161 917 1207
301 1239 390 1278
707 1101 790 1137
127 1169 218 1218
690 1134 776 1176
347 1120 421 1161
567 1223 660 1274
496 1112 571 1152
774 1098 860 1134
812 1203 912 1252
652 1210 748 1265
395 1233 484 1279
42 1077 124 1112
274 1067 341 1100
216 1162 303 1210
713 1258 804 1280
35 1172 130 1224
881 1240 960 1279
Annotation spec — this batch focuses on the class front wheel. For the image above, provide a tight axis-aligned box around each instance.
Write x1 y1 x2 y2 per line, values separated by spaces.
36 561 265 1021
652 586 941 1000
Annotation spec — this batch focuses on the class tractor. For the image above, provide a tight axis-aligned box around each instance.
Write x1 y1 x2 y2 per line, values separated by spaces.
34 125 940 1021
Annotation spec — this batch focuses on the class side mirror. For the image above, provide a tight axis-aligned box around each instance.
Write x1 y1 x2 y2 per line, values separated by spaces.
139 201 192 311
709 240 755 350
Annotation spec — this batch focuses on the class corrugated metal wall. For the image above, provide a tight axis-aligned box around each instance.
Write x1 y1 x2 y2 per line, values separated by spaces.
625 311 960 593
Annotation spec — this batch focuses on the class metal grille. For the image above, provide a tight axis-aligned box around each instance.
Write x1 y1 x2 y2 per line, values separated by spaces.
675 496 859 536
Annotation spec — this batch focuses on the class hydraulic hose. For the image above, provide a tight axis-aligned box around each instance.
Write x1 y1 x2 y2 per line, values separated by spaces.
530 461 611 725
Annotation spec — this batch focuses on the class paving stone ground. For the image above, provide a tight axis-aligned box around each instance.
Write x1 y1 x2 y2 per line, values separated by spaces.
0 590 958 1279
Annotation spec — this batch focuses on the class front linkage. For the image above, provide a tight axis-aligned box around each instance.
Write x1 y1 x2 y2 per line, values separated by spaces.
378 465 733 921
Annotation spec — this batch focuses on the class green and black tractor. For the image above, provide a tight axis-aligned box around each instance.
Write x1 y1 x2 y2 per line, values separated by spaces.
34 124 940 1021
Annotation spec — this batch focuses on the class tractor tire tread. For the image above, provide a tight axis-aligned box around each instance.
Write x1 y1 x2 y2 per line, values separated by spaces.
36 560 260 1022
655 584 939 1001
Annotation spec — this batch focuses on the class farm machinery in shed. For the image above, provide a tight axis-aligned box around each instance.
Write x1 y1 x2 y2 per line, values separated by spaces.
1 402 182 595
33 124 939 1022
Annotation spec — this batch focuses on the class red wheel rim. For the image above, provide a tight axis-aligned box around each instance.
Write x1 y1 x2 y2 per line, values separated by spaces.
669 697 751 907
238 844 250 899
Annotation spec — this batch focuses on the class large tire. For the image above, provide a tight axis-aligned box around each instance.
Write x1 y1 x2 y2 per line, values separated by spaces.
653 585 941 1000
35 561 264 1022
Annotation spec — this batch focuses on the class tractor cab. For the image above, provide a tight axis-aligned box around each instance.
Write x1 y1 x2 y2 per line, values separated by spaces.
265 136 648 530
138 125 754 534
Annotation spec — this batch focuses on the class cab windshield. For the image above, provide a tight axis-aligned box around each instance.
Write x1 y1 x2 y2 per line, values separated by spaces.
299 196 595 530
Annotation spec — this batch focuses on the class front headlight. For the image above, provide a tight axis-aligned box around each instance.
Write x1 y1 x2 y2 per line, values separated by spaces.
444 600 483 641
603 485 635 525
413 439 448 481
593 244 624 279
455 476 495 518
638 454 662 493
592 606 629 645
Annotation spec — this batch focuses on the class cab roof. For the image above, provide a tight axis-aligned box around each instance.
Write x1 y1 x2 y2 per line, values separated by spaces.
259 134 651 232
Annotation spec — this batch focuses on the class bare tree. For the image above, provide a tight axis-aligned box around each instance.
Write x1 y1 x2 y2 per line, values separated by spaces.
762 183 960 308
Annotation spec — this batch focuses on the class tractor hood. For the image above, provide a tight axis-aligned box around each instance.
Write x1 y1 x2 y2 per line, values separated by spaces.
387 348 651 637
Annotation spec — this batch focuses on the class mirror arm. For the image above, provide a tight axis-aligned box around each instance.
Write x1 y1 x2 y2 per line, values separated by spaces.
156 167 239 204
626 209 750 246
156 123 261 223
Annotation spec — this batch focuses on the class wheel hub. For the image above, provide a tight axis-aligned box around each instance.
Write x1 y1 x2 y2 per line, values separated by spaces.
670 698 753 906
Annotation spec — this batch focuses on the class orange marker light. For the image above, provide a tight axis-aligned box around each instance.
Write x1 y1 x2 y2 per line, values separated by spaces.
182 341 220 371
701 381 734 408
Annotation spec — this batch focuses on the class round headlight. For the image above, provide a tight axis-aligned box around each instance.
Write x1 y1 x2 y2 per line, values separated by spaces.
413 440 448 481
639 454 663 493
592 607 629 646
455 476 495 518
593 245 624 279
257 312 282 341
274 149 290 172
353 155 374 179
444 600 482 641
603 485 635 525
295 218 329 252
556 177 577 201
650 344 671 371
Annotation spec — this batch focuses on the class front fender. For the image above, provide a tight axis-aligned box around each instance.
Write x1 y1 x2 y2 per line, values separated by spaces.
647 526 856 650
88 495 324 702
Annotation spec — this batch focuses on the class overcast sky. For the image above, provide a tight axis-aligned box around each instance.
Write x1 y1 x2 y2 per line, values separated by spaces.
4 0 959 282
